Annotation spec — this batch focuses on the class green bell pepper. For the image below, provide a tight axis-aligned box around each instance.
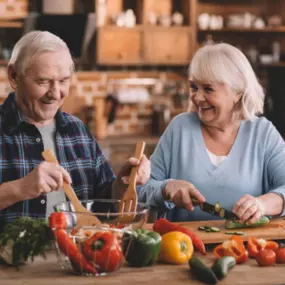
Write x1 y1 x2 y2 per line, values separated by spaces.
122 229 161 267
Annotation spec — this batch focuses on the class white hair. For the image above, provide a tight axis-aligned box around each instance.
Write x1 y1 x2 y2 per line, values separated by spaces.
188 43 264 120
8 30 74 76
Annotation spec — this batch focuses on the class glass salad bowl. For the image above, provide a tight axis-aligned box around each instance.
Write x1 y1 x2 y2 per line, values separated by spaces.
50 199 149 276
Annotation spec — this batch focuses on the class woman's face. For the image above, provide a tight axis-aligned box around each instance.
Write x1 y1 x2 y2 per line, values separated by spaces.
189 80 241 128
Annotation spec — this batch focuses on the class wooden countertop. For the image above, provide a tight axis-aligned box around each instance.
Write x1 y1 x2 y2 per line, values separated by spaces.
2 219 285 284
2 251 285 285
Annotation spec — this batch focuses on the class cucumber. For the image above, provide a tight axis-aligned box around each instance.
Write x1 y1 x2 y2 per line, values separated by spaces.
189 256 218 285
225 216 270 229
211 256 236 280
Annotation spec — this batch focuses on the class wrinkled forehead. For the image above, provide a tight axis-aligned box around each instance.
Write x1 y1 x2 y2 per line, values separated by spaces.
26 50 73 76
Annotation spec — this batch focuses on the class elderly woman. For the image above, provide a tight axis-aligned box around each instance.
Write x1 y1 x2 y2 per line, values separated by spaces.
138 43 285 224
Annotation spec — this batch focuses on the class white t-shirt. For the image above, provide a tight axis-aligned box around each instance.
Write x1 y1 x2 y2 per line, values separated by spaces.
206 148 227 166
37 123 66 219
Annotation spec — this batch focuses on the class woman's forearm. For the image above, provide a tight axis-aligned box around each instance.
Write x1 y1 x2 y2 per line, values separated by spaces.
258 192 284 216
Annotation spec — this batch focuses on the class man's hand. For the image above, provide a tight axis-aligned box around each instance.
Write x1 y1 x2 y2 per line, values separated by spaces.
232 194 265 225
162 180 205 211
112 154 150 199
16 162 72 201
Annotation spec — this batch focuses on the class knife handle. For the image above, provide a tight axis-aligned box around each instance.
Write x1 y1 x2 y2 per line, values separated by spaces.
191 197 200 206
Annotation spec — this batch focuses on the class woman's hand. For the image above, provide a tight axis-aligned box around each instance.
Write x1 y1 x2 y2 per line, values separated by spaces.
118 154 150 185
162 180 205 211
112 154 150 199
232 194 265 224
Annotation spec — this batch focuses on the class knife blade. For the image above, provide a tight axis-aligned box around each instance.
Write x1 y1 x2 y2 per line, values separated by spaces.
192 198 239 220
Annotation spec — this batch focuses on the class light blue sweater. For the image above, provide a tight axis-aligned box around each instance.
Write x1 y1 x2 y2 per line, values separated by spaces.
138 112 285 222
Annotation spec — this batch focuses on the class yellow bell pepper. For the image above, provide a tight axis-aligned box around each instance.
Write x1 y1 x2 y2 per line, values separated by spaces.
159 231 194 264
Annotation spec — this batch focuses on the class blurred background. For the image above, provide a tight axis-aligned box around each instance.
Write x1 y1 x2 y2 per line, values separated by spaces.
0 0 284 172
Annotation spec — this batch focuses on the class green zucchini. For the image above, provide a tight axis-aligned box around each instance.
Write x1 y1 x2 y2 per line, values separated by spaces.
225 216 270 229
211 256 236 280
189 256 218 285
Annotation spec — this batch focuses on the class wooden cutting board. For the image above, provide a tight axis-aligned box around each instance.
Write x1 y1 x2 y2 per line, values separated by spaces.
145 218 285 244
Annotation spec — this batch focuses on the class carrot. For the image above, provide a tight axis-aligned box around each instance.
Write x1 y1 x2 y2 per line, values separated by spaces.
153 218 207 255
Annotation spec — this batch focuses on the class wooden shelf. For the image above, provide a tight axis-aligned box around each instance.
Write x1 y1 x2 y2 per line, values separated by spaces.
261 62 285 68
199 26 285 33
0 21 23 28
99 25 192 32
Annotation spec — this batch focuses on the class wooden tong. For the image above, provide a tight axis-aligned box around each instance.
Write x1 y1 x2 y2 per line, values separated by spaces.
42 149 101 227
117 141 146 223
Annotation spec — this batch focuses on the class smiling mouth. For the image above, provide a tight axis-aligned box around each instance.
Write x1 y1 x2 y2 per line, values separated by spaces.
199 106 214 111
41 101 56 105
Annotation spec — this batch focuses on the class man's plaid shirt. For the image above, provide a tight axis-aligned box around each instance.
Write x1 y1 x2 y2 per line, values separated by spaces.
0 93 115 230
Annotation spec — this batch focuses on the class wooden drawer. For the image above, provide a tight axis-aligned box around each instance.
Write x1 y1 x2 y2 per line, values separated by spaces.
97 27 143 65
143 27 192 65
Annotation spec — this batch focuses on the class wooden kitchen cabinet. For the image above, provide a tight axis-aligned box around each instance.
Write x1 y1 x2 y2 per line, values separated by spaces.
143 27 192 65
96 27 143 65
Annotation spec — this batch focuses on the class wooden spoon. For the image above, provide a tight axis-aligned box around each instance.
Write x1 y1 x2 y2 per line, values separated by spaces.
42 149 101 227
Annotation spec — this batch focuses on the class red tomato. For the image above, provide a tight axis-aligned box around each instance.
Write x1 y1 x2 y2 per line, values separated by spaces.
256 249 276 266
275 248 285 264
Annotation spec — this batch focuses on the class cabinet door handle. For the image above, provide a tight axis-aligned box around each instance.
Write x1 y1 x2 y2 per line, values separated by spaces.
117 53 123 59
166 54 172 60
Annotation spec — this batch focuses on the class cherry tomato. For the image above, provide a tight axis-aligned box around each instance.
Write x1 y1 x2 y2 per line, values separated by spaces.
256 249 276 266
275 248 285 264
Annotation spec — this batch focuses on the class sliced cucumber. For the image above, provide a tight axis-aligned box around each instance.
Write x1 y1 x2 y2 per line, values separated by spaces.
198 226 220 232
219 208 225 219
215 202 221 213
210 227 220 232
224 231 246 236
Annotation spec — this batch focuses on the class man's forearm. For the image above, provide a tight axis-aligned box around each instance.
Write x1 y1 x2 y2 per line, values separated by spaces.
0 180 22 210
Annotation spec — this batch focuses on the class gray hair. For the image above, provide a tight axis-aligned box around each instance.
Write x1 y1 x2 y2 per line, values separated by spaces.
8 30 74 76
188 43 264 120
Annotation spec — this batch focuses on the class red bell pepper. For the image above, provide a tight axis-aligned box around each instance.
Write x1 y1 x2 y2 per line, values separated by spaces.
55 229 98 274
49 212 67 229
153 218 207 255
213 236 248 264
247 237 279 258
49 213 97 275
83 231 124 272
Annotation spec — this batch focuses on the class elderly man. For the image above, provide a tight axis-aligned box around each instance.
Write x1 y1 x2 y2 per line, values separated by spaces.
0 31 150 229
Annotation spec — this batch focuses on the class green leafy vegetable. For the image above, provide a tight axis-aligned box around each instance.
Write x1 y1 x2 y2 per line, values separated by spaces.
0 217 52 267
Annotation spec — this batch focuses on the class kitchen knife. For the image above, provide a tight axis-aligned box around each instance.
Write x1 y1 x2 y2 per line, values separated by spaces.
192 197 239 220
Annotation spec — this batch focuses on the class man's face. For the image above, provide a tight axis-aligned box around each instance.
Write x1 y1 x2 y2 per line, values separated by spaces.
15 50 72 126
